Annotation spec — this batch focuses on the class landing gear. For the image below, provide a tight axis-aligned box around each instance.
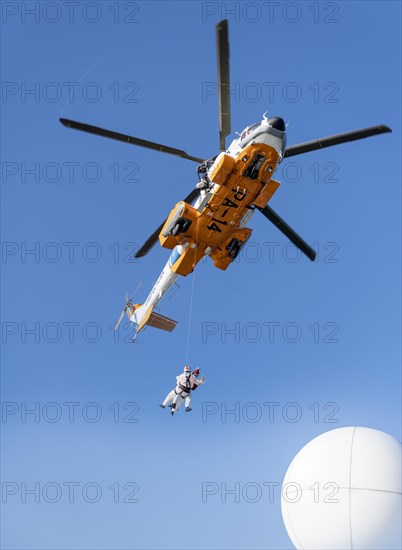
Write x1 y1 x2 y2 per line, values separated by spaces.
244 153 266 180
171 222 182 236
171 217 192 236
227 238 242 260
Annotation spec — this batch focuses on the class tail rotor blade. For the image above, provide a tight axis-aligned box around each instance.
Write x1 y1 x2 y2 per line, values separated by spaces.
216 20 231 151
130 281 142 300
115 284 141 331
114 308 126 331
257 205 316 261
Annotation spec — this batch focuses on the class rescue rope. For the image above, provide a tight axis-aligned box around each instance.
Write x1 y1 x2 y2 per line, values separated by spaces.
185 263 196 363
185 217 200 364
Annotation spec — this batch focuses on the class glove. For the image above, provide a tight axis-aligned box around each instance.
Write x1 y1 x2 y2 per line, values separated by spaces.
201 375 206 382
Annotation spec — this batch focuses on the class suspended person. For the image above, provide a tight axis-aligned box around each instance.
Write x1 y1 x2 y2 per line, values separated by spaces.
171 367 205 415
170 365 193 415
160 366 191 411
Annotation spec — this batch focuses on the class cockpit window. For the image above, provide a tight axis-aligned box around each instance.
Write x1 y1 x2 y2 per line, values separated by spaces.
240 122 260 141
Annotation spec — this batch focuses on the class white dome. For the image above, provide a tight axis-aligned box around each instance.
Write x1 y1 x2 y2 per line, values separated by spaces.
281 427 402 550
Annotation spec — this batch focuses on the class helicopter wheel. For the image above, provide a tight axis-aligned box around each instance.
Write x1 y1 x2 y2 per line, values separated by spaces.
227 238 242 259
171 221 183 236
229 246 240 259
171 217 192 236
181 219 192 232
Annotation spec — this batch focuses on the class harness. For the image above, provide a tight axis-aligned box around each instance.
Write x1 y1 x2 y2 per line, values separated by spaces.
175 378 192 398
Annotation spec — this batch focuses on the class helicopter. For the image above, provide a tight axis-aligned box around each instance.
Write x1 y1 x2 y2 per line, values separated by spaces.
60 20 391 338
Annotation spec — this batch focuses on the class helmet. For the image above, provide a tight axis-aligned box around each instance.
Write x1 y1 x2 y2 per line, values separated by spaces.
193 368 200 376
184 366 191 373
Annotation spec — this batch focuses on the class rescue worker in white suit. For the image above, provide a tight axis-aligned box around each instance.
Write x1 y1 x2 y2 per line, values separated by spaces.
160 366 189 410
170 365 192 415
160 366 205 415
160 366 191 411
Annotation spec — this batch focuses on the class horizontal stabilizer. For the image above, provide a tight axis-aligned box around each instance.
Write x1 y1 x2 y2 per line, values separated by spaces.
136 305 177 333
147 311 177 332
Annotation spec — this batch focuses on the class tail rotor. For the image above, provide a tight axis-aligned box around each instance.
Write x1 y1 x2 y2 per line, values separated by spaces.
114 282 142 331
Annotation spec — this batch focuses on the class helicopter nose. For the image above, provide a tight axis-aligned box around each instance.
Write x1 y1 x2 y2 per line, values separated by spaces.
268 117 286 132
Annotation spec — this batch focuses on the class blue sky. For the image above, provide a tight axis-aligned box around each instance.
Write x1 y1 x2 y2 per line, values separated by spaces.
1 1 401 549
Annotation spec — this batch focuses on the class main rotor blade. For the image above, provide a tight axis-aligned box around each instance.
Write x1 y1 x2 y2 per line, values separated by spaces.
216 20 231 151
256 205 316 261
135 188 201 258
284 125 392 158
59 118 205 163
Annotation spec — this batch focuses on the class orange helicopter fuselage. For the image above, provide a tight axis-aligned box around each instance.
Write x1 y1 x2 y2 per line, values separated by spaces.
159 142 280 275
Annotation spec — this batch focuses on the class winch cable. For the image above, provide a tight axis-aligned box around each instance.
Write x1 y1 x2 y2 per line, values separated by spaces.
185 219 200 365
